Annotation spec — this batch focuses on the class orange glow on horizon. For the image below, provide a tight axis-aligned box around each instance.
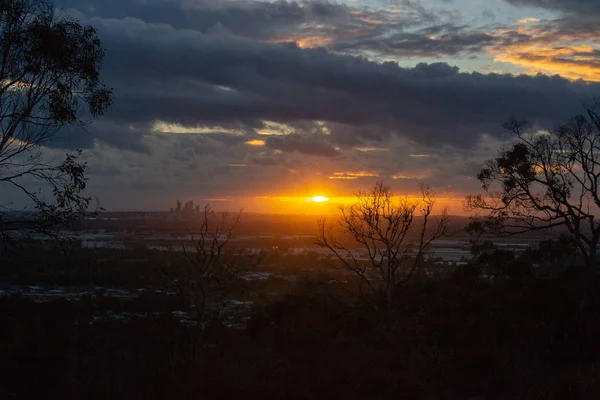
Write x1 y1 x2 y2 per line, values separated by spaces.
193 195 468 215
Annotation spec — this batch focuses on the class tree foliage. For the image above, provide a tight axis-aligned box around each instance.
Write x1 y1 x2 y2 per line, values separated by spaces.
0 0 112 243
466 102 600 272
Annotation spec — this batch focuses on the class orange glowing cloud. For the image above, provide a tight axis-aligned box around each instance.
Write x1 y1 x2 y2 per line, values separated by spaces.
328 171 379 180
256 121 295 136
151 121 244 135
245 139 265 146
495 44 600 82
354 147 389 152
392 173 428 180
491 19 600 82
357 17 386 25
271 35 333 48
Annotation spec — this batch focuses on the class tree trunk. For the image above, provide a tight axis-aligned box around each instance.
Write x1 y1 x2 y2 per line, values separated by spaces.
581 243 598 308
587 243 597 273
413 261 430 283
385 282 394 308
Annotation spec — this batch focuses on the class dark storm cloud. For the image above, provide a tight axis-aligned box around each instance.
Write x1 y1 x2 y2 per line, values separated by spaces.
250 156 291 167
87 163 122 177
65 0 351 40
66 0 461 61
504 0 600 15
265 134 340 157
86 15 598 151
326 123 393 148
45 121 150 152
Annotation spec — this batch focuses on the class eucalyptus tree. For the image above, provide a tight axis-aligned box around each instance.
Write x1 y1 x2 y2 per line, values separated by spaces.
0 0 112 243
466 102 600 277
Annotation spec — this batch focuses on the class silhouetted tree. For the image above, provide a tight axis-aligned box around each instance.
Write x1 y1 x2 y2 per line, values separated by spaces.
466 102 600 279
0 0 112 244
163 205 257 321
527 235 579 279
470 240 532 282
451 262 481 282
317 182 450 306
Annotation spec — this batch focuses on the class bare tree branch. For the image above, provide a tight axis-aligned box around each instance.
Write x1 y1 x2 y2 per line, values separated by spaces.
161 206 260 323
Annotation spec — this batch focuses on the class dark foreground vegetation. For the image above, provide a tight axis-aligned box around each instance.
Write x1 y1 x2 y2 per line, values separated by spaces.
1 247 600 400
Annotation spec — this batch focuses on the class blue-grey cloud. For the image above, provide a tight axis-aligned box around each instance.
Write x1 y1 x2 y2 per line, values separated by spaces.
504 0 600 15
87 15 597 150
265 134 340 157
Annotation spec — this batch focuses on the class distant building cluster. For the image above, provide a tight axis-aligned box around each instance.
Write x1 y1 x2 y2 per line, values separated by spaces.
170 200 200 217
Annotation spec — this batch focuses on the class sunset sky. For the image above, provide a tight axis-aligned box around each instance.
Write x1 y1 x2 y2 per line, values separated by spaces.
31 0 600 213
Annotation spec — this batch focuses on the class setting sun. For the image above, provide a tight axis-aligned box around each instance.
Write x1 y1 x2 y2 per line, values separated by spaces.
311 196 329 203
